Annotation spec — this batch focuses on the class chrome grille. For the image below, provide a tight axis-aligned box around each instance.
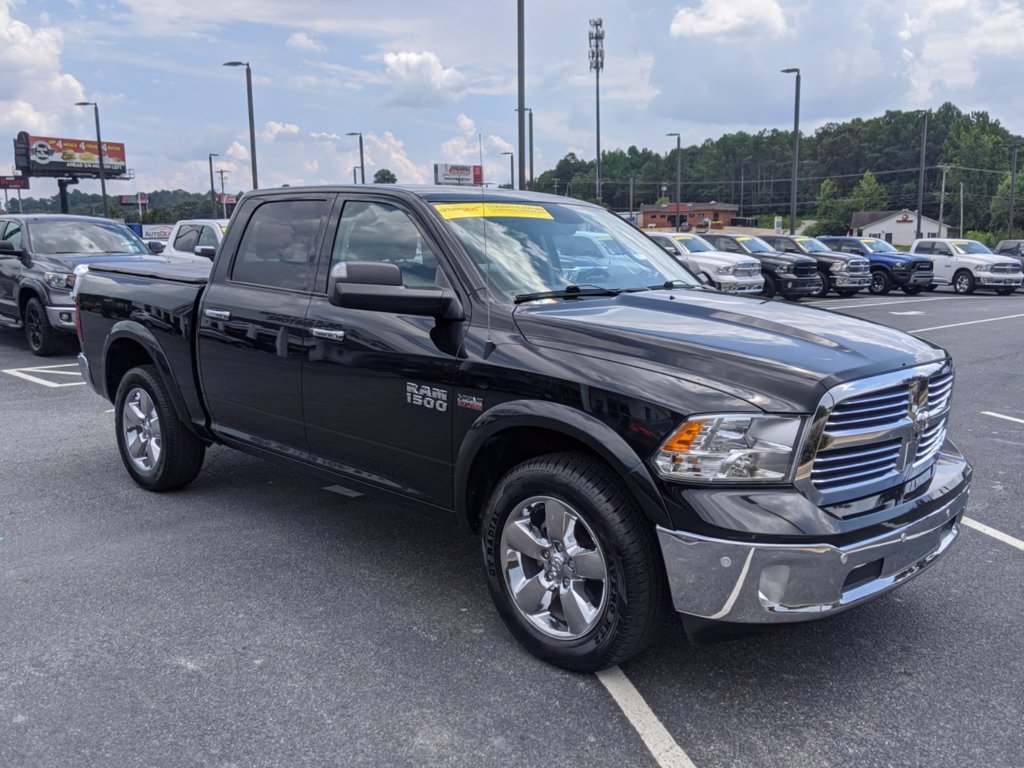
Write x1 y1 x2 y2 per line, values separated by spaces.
796 362 954 512
846 260 870 275
992 263 1022 274
736 262 761 278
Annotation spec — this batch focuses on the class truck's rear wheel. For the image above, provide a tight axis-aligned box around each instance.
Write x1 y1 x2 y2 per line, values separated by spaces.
481 452 666 672
114 365 205 491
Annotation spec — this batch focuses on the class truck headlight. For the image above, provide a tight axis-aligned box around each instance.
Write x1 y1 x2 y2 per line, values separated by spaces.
44 271 76 290
773 264 790 274
973 264 991 273
830 262 848 273
714 265 736 275
653 414 803 482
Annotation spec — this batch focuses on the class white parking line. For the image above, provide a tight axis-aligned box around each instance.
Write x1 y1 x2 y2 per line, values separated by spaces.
808 296 962 310
2 363 86 388
981 411 1024 426
596 666 696 768
962 518 1024 552
911 313 1024 333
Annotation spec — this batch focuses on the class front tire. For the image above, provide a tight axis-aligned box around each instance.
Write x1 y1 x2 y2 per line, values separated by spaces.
481 452 667 672
869 270 892 295
810 269 831 298
995 287 1016 295
761 273 778 299
23 297 62 356
952 270 975 294
114 365 205 491
901 285 925 295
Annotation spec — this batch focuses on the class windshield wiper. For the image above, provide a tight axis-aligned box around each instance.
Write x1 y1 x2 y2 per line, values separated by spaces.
515 285 629 304
648 279 701 290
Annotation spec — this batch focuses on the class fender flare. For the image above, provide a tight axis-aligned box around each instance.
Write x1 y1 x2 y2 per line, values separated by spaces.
102 320 193 429
454 399 670 529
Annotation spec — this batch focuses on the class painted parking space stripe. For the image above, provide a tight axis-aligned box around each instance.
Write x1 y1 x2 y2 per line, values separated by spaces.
911 313 1024 333
807 296 963 309
962 518 1024 552
2 363 86 388
596 666 697 768
981 411 1024 426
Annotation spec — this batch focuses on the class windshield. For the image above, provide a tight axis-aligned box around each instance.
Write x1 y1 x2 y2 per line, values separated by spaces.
950 240 993 255
794 237 830 253
860 239 898 253
672 234 715 253
435 201 701 301
735 236 776 254
29 220 148 255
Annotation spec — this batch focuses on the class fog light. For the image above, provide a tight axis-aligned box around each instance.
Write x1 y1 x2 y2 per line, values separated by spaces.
59 312 72 322
758 564 791 608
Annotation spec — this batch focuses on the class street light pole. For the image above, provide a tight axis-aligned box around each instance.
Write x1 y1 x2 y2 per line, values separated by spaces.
223 61 258 189
780 68 800 235
217 169 231 217
517 0 526 190
1009 144 1020 239
75 101 108 217
916 110 929 240
667 132 681 231
208 153 219 217
502 151 514 188
346 132 365 183
527 107 534 190
589 18 604 201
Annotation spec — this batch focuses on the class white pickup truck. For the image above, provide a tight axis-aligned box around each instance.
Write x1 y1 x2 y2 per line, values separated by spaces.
910 238 1023 294
160 218 230 262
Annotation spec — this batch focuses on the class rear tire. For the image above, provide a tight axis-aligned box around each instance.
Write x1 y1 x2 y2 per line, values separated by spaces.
481 452 667 672
114 365 205 491
901 285 924 295
836 288 859 297
952 270 975 295
995 287 1016 295
23 297 62 356
869 270 892 295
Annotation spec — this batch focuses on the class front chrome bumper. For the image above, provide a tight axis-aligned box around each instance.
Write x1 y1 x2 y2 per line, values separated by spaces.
657 483 967 624
833 275 871 288
46 304 77 330
977 275 1022 286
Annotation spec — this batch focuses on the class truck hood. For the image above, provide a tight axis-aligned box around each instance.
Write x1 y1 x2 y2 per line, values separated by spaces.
36 253 171 270
513 288 946 413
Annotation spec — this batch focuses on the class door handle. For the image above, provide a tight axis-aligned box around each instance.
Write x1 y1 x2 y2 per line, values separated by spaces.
204 309 231 321
311 328 346 342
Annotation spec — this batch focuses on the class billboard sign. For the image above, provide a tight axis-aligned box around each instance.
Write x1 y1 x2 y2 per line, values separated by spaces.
141 223 173 240
219 193 237 204
0 176 29 190
14 131 128 179
433 163 483 186
120 194 149 205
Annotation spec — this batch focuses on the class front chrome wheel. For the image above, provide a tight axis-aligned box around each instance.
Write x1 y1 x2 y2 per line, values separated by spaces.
500 495 609 640
121 386 162 472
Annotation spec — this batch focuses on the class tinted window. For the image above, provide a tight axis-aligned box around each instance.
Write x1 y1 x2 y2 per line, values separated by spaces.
232 199 328 291
173 224 200 253
914 242 934 254
931 243 951 256
332 201 437 288
2 221 22 249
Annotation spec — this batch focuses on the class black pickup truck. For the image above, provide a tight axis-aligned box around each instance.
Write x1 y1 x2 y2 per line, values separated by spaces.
75 186 972 671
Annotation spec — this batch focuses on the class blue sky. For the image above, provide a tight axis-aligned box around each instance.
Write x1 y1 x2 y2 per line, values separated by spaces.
4 0 1024 201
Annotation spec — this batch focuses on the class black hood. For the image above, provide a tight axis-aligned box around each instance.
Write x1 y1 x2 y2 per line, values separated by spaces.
513 289 946 413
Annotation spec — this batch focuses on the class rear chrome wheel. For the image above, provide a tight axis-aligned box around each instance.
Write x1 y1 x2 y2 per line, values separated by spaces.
122 386 162 473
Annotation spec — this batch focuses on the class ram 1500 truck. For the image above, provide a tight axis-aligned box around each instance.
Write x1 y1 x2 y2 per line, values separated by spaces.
75 186 972 671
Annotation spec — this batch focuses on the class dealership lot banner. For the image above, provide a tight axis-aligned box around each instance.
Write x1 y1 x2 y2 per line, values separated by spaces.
433 163 484 186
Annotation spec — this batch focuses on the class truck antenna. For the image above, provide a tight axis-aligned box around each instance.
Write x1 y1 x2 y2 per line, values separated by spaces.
480 133 495 359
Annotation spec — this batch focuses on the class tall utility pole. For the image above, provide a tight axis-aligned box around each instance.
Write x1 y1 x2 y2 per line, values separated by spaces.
222 62 258 189
346 132 365 183
527 108 534 189
938 164 950 237
516 0 526 190
217 169 231 217
667 133 681 231
780 69 800 234
959 182 964 237
916 110 929 240
75 101 109 217
588 18 604 201
1009 144 1020 239
208 153 219 217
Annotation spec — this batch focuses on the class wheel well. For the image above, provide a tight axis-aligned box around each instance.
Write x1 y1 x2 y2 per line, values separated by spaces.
104 338 155 401
463 427 606 533
17 287 41 317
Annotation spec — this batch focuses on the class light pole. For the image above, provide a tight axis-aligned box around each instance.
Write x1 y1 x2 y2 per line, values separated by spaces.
1009 144 1020 239
516 107 535 189
667 132 681 231
217 168 231 217
588 18 604 201
502 151 514 188
916 110 929 240
352 166 360 184
346 132 365 183
74 101 108 217
517 0 526 190
223 61 258 189
208 153 219 217
780 68 800 234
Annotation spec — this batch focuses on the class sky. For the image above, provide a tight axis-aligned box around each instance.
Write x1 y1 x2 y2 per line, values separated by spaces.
4 0 1024 202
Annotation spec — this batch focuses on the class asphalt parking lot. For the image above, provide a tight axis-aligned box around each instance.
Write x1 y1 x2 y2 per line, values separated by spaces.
1 288 1022 768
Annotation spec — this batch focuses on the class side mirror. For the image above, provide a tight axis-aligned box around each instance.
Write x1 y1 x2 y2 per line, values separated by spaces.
328 261 463 320
147 240 165 254
194 245 216 260
0 239 22 256
657 243 675 254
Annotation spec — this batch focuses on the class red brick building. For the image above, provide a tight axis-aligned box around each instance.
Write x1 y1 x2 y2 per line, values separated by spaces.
638 202 740 229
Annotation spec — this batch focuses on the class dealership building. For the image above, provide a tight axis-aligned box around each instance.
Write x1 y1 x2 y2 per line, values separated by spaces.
637 202 740 229
851 209 950 246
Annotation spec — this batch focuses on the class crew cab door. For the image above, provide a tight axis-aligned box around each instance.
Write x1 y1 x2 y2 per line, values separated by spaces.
302 197 461 508
0 219 23 319
196 193 334 453
924 242 955 283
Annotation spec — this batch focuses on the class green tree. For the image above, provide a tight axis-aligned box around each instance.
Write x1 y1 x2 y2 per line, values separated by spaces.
373 168 397 184
848 171 888 213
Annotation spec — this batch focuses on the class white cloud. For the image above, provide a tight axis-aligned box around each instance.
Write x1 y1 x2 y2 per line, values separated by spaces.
670 0 787 39
310 131 342 141
226 141 249 160
381 50 466 106
366 131 428 183
262 121 301 143
286 32 325 53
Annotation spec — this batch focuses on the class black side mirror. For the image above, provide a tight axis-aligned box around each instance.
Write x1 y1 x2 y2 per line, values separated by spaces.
147 240 166 254
194 245 216 260
328 261 463 320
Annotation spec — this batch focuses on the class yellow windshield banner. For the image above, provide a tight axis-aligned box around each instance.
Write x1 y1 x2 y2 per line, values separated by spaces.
433 202 554 220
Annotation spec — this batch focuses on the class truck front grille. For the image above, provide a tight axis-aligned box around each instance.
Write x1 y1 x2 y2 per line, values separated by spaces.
794 263 817 278
992 263 1022 274
736 262 761 278
912 262 933 274
796 363 953 512
846 260 870 275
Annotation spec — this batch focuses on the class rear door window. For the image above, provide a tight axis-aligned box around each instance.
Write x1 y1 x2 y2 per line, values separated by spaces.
232 199 330 292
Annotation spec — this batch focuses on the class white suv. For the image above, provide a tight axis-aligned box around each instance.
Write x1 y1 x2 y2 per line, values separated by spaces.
909 238 1022 294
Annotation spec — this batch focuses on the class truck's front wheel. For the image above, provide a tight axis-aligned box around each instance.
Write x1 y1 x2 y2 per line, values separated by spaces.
481 452 666 671
114 365 205 491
